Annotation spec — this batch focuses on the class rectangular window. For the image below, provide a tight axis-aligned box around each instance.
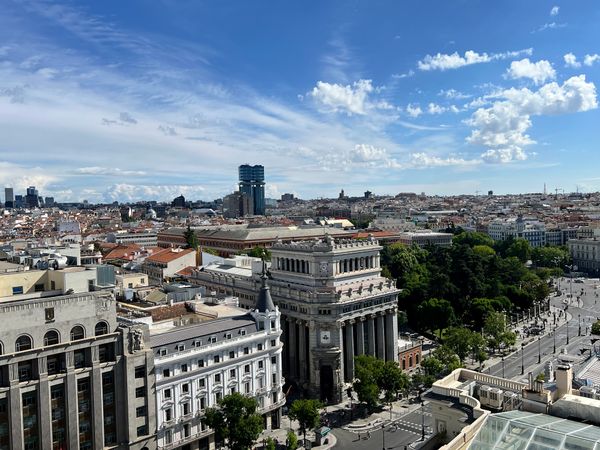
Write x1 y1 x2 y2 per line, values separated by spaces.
182 383 190 394
183 423 190 438
137 425 147 437
258 361 264 369
136 406 147 418
164 389 172 400
214 373 221 383
271 356 277 365
229 369 236 378
12 286 23 295
182 402 190 415
163 369 170 378
226 333 232 339
244 364 250 373
159 348 167 356
199 397 206 410
165 429 172 444
34 283 44 292
244 347 249 355
215 392 222 402
198 359 204 367
198 378 206 388
134 366 145 378
245 382 250 394
181 364 188 373
270 339 276 347
176 344 185 351
240 330 246 336
258 344 263 351
229 351 235 358
164 408 172 421
135 387 145 398
213 355 220 363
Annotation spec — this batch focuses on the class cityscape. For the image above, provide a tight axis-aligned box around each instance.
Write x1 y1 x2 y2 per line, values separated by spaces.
2 2 600 450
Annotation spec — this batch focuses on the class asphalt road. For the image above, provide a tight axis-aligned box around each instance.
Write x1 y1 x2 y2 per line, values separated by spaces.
333 405 433 450
488 276 600 381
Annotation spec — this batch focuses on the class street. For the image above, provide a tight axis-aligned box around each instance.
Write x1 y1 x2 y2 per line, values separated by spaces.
488 276 600 381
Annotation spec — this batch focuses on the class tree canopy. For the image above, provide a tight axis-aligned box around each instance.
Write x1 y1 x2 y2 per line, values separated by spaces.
288 399 322 445
204 392 264 450
353 355 409 409
183 224 199 250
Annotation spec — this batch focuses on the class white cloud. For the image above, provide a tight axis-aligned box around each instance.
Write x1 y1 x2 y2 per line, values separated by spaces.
466 75 598 162
119 111 137 124
392 70 415 79
417 48 532 71
439 89 471 99
158 124 177 136
104 184 206 202
535 22 567 32
550 6 560 16
408 152 478 167
406 103 422 118
427 103 446 114
75 167 147 176
309 79 385 115
584 54 600 66
564 53 581 68
505 59 555 85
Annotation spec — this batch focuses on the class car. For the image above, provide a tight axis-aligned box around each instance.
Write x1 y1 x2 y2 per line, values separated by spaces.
575 279 585 284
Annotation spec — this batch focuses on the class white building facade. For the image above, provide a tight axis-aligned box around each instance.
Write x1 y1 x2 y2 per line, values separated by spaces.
150 284 284 450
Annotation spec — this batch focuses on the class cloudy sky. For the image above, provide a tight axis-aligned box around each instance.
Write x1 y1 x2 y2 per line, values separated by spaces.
1 0 599 202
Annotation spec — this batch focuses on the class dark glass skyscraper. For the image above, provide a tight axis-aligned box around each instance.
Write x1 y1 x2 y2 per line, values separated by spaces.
238 164 265 215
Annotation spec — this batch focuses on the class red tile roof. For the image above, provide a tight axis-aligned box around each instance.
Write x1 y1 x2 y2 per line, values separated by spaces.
146 248 195 264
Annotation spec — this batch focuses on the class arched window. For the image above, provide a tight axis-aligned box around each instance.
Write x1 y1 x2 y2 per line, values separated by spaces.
70 326 85 341
44 330 60 346
16 335 32 352
95 321 109 336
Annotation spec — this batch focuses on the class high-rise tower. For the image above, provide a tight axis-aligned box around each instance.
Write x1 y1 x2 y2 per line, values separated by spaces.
238 164 265 215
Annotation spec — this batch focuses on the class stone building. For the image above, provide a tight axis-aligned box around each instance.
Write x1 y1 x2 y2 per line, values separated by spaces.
0 290 155 450
187 236 400 403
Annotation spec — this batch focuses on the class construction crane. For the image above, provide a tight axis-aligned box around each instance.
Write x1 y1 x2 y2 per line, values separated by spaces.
554 187 564 200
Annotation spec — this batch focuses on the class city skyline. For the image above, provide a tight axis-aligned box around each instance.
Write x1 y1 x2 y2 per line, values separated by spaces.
1 1 600 202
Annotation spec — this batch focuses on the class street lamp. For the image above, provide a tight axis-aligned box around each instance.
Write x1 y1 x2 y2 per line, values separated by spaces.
553 326 556 354
567 318 570 345
579 314 582 337
501 356 505 378
538 337 541 364
421 399 426 441
521 342 525 375
382 424 386 450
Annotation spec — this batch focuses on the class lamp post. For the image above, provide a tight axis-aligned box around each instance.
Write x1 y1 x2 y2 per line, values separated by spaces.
521 342 525 375
382 424 386 450
553 326 556 354
579 314 582 337
421 399 426 441
538 337 541 364
501 356 505 378
567 318 570 345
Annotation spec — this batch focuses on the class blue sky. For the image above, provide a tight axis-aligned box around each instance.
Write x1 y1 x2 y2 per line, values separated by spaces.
1 0 599 202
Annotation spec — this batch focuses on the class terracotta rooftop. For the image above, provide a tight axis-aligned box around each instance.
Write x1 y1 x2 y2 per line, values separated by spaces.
146 247 195 264
104 244 142 261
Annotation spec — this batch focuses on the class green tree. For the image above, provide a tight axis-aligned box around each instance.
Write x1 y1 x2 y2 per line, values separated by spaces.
378 360 409 405
417 298 455 337
473 244 496 258
183 225 199 249
483 311 515 353
288 399 322 446
244 246 272 260
532 246 570 268
453 231 495 248
506 238 532 263
592 321 600 335
204 392 264 450
286 431 298 450
444 327 474 363
265 437 276 450
353 355 382 409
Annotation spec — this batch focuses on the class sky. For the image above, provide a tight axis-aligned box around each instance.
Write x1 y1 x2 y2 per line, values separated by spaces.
1 0 600 203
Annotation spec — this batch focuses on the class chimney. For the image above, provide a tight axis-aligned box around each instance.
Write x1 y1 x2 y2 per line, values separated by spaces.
555 364 573 398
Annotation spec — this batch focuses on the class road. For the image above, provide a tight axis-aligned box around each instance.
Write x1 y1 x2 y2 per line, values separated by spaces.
488 276 600 381
333 404 433 450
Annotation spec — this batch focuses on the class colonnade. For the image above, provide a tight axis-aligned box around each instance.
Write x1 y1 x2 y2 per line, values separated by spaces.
342 310 397 381
275 258 311 274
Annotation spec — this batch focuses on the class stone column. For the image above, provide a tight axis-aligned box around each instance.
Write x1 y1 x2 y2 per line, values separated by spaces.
92 365 105 448
344 321 355 381
385 312 398 362
288 318 297 378
367 317 376 356
356 318 365 355
298 321 307 381
376 314 385 360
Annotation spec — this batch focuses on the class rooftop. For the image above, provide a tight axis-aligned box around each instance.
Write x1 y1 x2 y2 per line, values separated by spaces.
468 410 600 449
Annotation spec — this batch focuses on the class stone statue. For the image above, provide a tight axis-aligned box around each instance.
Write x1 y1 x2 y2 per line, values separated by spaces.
131 328 144 352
